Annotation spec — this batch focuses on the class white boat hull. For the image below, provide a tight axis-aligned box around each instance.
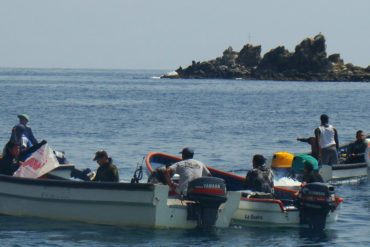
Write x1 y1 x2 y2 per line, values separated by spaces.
319 163 369 184
0 175 240 229
231 193 340 227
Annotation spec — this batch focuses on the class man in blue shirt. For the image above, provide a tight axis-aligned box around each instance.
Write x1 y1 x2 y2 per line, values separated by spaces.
12 124 32 161
10 114 38 145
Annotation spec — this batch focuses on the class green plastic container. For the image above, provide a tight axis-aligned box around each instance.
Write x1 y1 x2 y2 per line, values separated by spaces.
292 154 318 171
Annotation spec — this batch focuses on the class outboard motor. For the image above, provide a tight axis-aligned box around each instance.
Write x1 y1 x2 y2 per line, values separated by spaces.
53 150 68 164
186 177 227 228
296 182 337 230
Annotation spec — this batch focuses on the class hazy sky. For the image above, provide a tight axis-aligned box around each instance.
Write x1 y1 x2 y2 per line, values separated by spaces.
0 0 369 70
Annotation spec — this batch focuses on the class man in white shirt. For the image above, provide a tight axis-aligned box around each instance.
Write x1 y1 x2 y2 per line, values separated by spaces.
165 147 211 196
314 114 339 165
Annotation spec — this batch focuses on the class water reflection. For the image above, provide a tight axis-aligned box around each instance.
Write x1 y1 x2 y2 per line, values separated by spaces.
298 228 338 247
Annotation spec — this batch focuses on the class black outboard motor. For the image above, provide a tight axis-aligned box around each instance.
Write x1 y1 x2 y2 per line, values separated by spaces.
296 182 337 230
186 177 227 228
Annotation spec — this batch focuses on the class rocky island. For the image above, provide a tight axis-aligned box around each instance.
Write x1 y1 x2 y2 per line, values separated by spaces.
162 34 370 82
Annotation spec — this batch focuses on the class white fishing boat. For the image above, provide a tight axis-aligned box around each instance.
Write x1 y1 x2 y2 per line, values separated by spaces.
270 137 370 184
328 162 369 185
328 136 370 184
232 187 342 228
146 152 343 229
0 174 241 229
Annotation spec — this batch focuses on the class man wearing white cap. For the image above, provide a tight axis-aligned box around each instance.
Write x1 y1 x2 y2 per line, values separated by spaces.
10 114 38 145
165 147 211 196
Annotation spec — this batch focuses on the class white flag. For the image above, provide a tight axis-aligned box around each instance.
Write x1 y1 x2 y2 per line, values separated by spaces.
13 143 60 178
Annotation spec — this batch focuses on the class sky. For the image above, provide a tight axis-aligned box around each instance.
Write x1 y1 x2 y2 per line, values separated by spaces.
0 0 369 70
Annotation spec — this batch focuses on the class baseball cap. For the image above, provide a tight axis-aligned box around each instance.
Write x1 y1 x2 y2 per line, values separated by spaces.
179 147 194 157
93 150 108 161
18 114 30 122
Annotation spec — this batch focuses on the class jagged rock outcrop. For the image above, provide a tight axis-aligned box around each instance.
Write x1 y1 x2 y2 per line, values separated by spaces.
290 34 329 73
175 46 249 79
256 46 291 73
236 44 261 68
162 34 370 82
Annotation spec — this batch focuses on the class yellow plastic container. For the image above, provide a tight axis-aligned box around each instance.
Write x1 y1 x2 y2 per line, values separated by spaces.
271 152 294 168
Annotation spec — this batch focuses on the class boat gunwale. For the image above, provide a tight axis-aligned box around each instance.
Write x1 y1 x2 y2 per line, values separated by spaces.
145 152 180 172
146 152 301 193
50 164 75 171
146 152 247 181
0 175 155 191
241 197 287 212
332 162 368 170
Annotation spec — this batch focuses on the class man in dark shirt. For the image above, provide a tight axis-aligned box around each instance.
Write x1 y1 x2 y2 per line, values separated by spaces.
346 130 367 163
0 140 46 176
10 114 38 146
92 150 119 182
294 160 324 197
244 154 274 194
301 160 323 185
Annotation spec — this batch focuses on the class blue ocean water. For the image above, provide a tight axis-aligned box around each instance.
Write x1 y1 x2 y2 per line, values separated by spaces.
0 68 369 246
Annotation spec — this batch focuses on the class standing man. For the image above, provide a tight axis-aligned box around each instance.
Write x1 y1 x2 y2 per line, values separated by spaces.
92 150 119 182
10 114 38 145
164 147 211 196
244 154 274 194
13 124 32 152
314 114 339 165
13 124 33 161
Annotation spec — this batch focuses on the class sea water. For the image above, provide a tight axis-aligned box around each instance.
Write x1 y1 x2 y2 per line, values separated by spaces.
0 68 369 246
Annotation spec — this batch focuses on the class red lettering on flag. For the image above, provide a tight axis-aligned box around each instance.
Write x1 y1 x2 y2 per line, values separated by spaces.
22 158 44 170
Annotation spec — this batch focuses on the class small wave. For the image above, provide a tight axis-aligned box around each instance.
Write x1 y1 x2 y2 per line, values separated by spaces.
274 177 301 187
165 71 178 76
